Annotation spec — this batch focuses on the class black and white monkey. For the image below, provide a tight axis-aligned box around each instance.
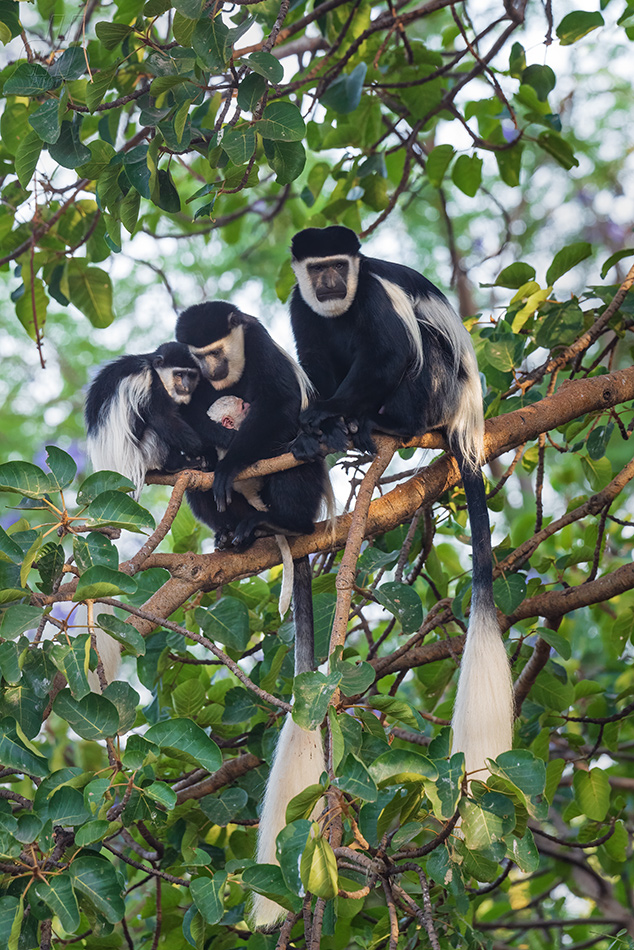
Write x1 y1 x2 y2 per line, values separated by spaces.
175 301 330 550
290 225 514 779
85 342 203 500
175 303 329 930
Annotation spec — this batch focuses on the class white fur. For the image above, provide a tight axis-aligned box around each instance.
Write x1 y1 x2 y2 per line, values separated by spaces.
375 276 424 374
292 255 360 318
87 369 166 500
276 536 293 617
451 601 514 777
446 348 485 471
273 340 315 411
250 718 325 930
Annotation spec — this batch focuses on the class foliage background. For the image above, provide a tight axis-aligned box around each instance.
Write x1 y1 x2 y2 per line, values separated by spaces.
1 0 634 948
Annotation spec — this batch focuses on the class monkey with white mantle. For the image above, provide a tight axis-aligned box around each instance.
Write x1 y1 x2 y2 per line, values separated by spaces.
289 225 514 781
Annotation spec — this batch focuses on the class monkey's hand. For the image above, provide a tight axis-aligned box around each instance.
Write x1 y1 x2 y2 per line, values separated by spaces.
212 465 234 512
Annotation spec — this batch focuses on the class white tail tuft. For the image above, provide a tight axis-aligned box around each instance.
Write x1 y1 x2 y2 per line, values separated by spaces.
451 601 514 778
276 536 294 618
249 718 325 931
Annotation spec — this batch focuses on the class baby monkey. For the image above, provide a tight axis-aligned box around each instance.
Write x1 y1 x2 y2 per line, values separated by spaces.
207 395 293 616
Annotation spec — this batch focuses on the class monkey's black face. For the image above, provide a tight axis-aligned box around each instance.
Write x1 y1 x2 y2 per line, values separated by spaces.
308 259 349 302
172 369 199 397
292 253 360 317
188 326 246 390
154 360 200 404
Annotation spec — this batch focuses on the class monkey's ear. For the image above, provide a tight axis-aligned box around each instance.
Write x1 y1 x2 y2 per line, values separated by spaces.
153 355 165 368
228 309 255 329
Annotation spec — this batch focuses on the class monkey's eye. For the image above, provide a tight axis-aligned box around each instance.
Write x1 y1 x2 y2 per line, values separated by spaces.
334 262 346 270
210 349 222 358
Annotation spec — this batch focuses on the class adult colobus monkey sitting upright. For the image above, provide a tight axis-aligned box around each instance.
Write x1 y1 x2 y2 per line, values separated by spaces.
85 342 203 500
290 226 514 779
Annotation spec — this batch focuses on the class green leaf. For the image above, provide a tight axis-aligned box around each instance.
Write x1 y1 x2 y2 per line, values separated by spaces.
77 470 135 504
538 626 571 660
48 119 91 169
75 819 111 846
193 15 231 69
375 582 423 633
145 780 178 809
276 820 312 895
257 101 306 141
493 573 526 613
96 612 146 656
600 248 634 280
262 138 306 184
94 21 135 50
300 833 338 900
488 750 546 798
0 460 55 499
369 749 437 786
85 490 155 531
190 873 227 925
320 63 366 114
14 129 42 187
495 262 536 289
74 566 138 600
247 51 284 84
53 690 120 740
49 47 87 81
70 854 125 923
4 62 60 95
86 68 115 112
15 275 48 342
222 125 256 165
144 718 222 772
557 10 604 45
103 681 140 734
200 787 248 826
337 753 378 801
361 695 423 730
507 828 540 872
573 768 610 821
537 130 579 170
197 596 250 651
292 670 341 730
285 783 325 824
0 719 49 776
53 637 91 700
237 72 266 112
451 154 483 197
546 241 592 285
0 0 21 42
242 864 300 912
333 657 375 696
66 263 114 328
76 139 116 180
426 144 454 187
522 64 556 101
0 606 43 639
45 445 77 489
173 0 205 18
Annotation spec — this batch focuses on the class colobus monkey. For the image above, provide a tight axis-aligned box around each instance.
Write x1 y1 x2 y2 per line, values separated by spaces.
207 395 293 616
249 556 325 932
290 226 514 778
175 303 329 930
175 301 329 550
85 342 203 500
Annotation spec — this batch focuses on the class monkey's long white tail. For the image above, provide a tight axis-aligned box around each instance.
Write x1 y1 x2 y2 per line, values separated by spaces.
249 717 324 931
451 601 514 777
275 536 294 618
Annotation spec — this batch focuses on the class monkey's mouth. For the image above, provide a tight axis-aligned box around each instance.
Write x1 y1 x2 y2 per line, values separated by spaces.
316 289 347 301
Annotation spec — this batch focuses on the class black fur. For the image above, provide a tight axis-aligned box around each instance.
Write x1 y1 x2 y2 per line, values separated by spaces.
176 301 327 549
